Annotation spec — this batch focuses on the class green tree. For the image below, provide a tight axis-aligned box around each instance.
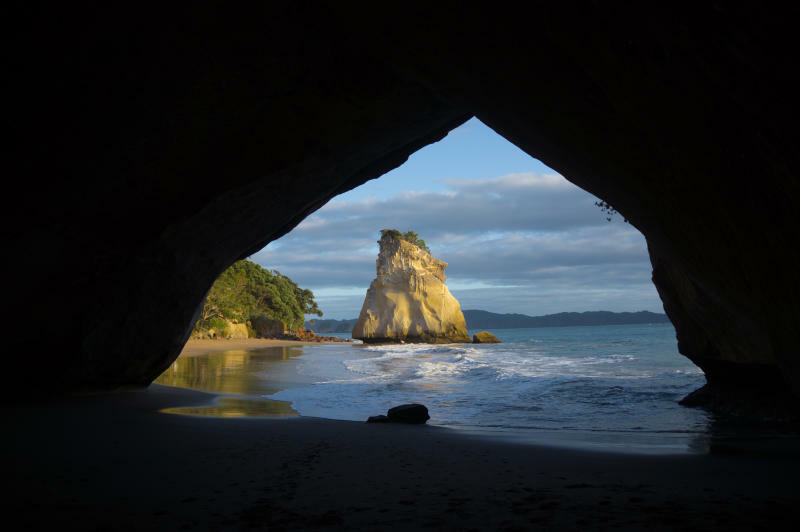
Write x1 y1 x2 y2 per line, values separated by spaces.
380 228 430 253
401 230 430 252
193 260 322 335
380 228 402 240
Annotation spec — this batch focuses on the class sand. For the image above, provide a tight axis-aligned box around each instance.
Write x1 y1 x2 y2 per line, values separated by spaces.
3 382 798 530
180 337 346 358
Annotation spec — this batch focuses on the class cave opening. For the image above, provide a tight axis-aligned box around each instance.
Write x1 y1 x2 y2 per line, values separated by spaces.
166 118 711 453
10 9 800 528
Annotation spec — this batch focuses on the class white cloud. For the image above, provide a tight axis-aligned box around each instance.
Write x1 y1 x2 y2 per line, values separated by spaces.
252 172 661 319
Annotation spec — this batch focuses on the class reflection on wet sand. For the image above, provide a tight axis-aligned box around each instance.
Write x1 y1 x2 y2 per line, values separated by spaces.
155 346 305 418
161 396 297 418
689 415 800 457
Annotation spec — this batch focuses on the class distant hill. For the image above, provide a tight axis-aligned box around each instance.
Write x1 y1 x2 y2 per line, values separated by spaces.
307 310 669 333
462 310 669 329
305 318 358 333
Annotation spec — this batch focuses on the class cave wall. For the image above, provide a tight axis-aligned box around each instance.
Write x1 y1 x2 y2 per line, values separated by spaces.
370 5 800 408
9 5 800 407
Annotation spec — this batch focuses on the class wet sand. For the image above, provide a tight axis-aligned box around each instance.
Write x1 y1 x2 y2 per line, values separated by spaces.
180 337 345 358
3 384 798 530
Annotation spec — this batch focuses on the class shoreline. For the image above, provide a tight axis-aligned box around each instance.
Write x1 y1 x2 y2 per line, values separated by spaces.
168 338 792 457
179 337 348 358
4 383 798 530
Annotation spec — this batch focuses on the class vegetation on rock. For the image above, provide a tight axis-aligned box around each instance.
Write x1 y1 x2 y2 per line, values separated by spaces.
594 200 628 223
194 260 322 336
380 228 430 252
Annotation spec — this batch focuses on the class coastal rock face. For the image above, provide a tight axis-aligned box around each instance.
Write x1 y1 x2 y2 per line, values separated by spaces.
192 320 248 340
352 235 470 344
227 323 249 340
250 316 286 338
473 332 501 344
8 6 800 413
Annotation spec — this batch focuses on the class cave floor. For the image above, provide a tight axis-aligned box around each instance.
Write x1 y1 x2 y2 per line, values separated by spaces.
2 384 798 531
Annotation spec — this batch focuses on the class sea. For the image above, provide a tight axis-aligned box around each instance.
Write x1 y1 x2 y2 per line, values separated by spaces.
156 322 752 454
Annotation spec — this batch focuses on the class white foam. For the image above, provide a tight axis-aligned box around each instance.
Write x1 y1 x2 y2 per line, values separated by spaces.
415 356 489 379
313 338 697 388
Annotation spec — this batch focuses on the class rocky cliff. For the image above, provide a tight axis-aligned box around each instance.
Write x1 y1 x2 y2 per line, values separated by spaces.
352 235 470 344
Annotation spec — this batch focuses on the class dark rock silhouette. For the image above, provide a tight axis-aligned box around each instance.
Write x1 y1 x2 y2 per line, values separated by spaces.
8 5 800 414
366 405 430 424
387 404 430 424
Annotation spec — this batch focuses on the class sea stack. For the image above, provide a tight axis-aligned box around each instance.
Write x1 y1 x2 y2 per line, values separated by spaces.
352 232 470 344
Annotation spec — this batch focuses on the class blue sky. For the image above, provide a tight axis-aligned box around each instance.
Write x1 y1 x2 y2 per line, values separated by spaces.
339 118 556 200
253 118 663 319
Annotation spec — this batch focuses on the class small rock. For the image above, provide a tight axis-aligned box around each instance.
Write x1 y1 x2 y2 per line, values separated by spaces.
387 404 430 424
472 331 501 344
366 415 391 423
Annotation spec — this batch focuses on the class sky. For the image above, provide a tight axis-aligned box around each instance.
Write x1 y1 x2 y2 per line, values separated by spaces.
251 118 663 320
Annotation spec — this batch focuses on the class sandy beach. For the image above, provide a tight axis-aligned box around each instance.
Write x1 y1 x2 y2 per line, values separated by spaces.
179 337 346 358
3 380 798 530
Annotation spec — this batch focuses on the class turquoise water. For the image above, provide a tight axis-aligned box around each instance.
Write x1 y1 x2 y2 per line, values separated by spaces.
266 323 713 452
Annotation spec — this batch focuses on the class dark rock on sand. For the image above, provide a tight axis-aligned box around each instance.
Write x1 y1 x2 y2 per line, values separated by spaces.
472 332 501 344
367 405 430 424
387 404 430 424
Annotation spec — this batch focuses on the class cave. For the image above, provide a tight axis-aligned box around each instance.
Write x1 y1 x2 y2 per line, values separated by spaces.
10 5 800 416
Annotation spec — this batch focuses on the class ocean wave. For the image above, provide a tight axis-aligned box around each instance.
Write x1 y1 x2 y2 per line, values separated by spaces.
264 325 712 447
335 346 660 386
363 343 476 356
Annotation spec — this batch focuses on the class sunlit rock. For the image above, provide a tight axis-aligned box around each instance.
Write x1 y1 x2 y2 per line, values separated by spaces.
352 233 470 344
472 332 501 344
193 320 248 339
227 322 249 339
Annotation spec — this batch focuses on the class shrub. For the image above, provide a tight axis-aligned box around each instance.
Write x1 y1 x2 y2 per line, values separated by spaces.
379 228 430 252
206 317 230 338
380 228 402 240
